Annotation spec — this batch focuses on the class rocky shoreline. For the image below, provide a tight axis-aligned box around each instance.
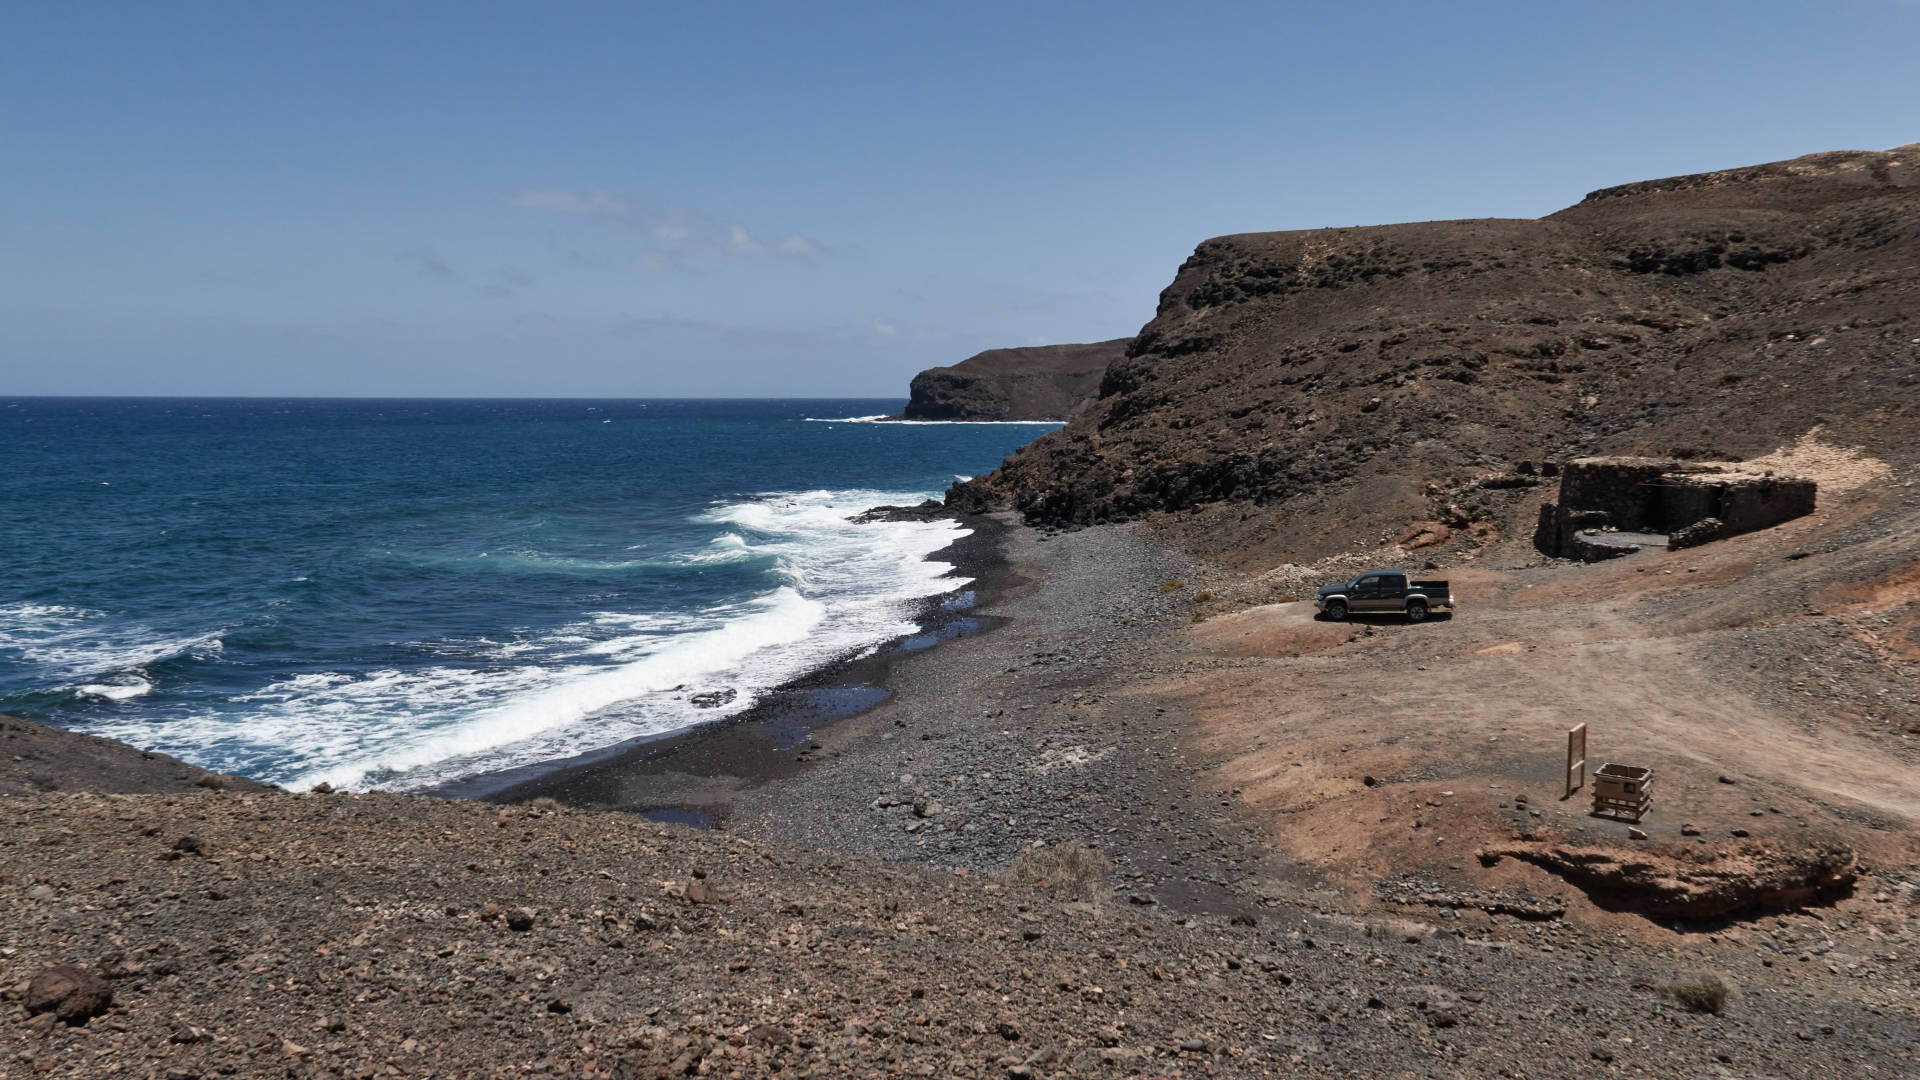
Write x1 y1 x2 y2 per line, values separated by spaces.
6 502 1920 1076
451 506 1277 920
444 508 1020 822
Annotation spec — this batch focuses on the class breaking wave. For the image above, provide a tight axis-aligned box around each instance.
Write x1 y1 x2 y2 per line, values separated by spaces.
73 489 971 792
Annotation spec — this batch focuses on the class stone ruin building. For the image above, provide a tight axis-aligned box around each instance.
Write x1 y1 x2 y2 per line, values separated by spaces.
1534 457 1816 561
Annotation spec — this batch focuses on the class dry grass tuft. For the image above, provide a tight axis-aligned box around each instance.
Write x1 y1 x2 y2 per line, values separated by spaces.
1160 579 1187 592
996 842 1111 901
1365 919 1433 943
195 772 230 791
1658 971 1737 1014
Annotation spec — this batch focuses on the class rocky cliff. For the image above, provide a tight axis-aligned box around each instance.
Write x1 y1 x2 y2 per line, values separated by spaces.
902 338 1129 421
950 144 1920 564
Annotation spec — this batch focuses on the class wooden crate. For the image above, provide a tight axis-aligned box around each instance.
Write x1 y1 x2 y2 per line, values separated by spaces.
1591 762 1652 822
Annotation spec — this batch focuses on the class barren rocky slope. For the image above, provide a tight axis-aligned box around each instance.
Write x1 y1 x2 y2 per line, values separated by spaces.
951 144 1920 566
0 715 274 798
6 499 1919 1077
5 784 1916 1079
903 339 1128 421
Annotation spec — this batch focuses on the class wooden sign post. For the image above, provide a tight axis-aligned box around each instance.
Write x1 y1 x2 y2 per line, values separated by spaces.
1566 723 1587 798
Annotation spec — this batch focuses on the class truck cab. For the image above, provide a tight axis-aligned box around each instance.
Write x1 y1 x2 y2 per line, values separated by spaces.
1313 570 1453 622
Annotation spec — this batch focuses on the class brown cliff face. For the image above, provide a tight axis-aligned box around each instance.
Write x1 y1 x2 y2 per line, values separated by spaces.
950 145 1920 564
902 338 1129 421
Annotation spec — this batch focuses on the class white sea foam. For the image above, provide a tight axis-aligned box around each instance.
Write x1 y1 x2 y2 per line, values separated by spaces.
75 677 153 701
95 488 975 793
18 630 223 678
669 534 762 565
803 415 1064 426
0 602 222 683
0 603 105 623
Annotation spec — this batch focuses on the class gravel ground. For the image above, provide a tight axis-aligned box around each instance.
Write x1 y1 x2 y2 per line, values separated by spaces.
5 508 1919 1077
4 789 1916 1079
730 517 1280 913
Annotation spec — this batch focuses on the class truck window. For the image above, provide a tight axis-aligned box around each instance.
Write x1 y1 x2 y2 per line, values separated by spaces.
1355 576 1380 591
1381 574 1406 591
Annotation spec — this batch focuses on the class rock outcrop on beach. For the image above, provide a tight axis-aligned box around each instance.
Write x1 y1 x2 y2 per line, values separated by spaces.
0 714 272 797
949 144 1920 564
902 338 1128 421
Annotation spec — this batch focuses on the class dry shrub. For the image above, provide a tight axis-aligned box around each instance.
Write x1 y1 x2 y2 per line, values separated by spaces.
194 772 230 791
1160 579 1186 592
996 842 1111 901
1192 590 1213 603
1274 593 1298 603
525 796 563 812
1659 972 1737 1014
1365 918 1433 943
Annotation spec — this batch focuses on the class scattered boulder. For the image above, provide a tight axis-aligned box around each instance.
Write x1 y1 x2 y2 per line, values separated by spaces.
748 1023 792 1047
1478 841 1856 917
25 965 112 1024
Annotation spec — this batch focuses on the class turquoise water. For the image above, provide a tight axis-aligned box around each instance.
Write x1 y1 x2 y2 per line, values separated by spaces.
0 398 1053 790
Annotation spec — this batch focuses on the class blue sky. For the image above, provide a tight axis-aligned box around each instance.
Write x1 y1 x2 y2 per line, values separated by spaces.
2 1 1915 397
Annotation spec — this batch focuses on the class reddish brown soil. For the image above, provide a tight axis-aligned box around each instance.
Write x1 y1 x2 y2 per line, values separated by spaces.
1166 478 1920 943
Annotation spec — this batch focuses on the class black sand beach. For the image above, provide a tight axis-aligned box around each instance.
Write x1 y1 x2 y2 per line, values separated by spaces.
459 509 1283 917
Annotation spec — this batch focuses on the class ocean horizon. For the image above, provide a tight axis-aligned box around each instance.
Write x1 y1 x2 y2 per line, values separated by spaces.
0 396 1057 792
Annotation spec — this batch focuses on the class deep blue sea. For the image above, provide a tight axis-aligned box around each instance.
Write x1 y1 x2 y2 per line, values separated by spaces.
0 398 1055 792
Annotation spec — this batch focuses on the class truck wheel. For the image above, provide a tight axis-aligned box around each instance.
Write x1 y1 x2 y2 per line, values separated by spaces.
1326 601 1348 621
1406 601 1428 622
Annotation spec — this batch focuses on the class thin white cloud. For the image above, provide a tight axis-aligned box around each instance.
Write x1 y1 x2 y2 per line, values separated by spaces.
397 247 458 280
513 188 630 214
654 210 695 242
514 188 823 263
729 224 822 258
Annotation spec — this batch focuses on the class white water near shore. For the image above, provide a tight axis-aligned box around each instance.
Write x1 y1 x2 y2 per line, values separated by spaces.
54 490 971 793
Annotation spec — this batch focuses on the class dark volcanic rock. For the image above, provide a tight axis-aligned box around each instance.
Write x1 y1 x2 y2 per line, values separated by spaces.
950 143 1920 564
903 339 1129 421
0 714 278 797
850 499 949 523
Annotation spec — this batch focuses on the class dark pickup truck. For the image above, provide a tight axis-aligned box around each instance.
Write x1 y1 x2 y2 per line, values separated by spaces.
1314 570 1453 622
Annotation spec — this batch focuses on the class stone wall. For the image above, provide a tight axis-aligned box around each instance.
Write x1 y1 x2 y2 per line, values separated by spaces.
1720 476 1818 535
1553 458 1677 534
1535 458 1815 560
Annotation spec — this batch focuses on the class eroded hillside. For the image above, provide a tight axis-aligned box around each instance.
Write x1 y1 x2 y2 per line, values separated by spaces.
952 144 1919 566
903 339 1129 421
